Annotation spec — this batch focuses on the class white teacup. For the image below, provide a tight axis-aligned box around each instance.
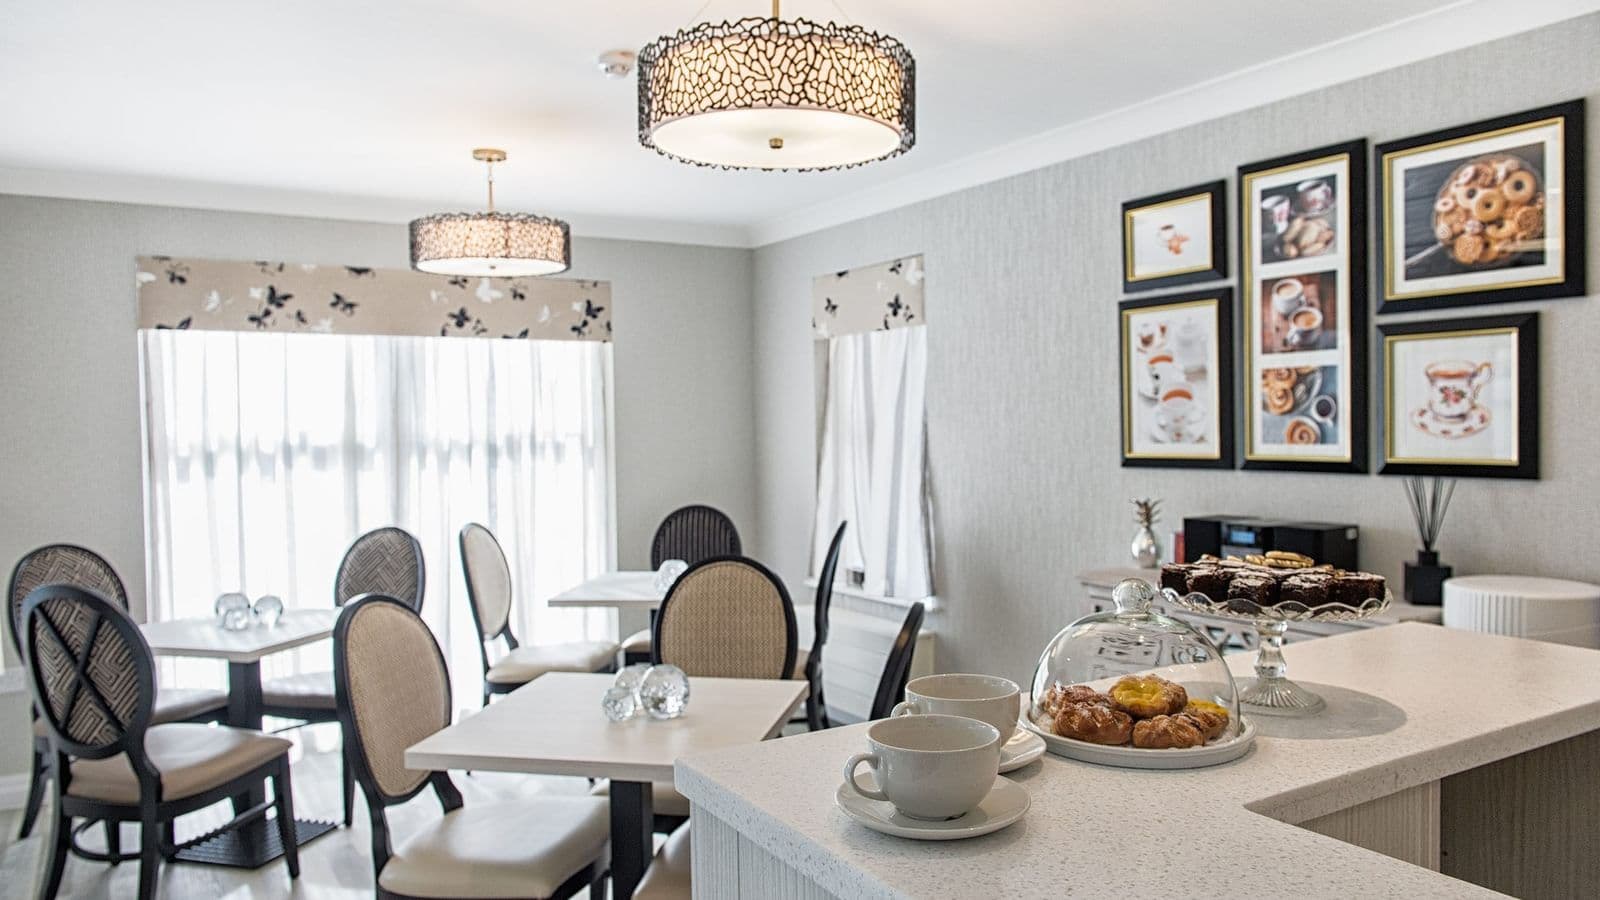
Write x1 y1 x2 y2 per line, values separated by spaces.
844 714 1001 820
1271 278 1305 317
1286 306 1323 347
891 673 1021 743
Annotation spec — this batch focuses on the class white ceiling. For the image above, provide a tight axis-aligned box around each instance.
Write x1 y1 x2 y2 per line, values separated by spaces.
0 0 1593 246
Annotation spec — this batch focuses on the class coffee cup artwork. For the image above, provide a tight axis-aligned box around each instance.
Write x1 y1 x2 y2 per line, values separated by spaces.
1259 272 1338 355
1120 291 1230 466
1412 360 1493 438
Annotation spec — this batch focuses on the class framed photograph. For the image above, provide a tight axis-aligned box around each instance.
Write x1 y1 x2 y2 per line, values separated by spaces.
1379 313 1538 479
1238 140 1368 473
1122 180 1227 293
1376 99 1585 313
1120 288 1234 468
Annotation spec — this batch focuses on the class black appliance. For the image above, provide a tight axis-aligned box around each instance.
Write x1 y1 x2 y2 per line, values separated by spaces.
1183 516 1359 571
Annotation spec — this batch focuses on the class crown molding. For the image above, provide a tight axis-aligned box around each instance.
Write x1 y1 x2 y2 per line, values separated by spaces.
748 0 1600 247
0 166 754 249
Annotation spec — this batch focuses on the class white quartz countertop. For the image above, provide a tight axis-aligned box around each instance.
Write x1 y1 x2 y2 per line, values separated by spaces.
676 623 1600 899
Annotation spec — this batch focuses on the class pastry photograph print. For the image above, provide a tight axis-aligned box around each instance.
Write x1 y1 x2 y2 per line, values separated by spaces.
1379 313 1539 479
1121 180 1227 292
1119 289 1234 469
1377 99 1585 311
1238 139 1368 472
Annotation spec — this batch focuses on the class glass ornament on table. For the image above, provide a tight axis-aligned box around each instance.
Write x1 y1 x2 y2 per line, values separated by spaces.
214 592 253 631
639 664 691 719
252 594 284 627
653 559 689 594
602 686 640 722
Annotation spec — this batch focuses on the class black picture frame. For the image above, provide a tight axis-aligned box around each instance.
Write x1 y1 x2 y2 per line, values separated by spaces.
1121 180 1228 293
1237 140 1369 474
1119 287 1235 469
1375 99 1585 313
1378 312 1539 479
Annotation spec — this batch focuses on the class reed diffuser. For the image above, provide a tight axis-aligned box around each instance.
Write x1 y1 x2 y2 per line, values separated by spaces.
1402 476 1457 605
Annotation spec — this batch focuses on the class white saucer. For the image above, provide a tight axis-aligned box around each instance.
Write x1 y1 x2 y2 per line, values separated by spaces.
835 775 1030 841
998 729 1046 773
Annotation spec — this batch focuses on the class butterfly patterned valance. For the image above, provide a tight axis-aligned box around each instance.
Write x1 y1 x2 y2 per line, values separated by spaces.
136 256 612 342
811 254 925 339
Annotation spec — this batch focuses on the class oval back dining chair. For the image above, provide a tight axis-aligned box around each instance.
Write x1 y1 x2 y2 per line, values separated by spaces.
868 601 926 720
652 556 797 680
8 544 227 845
334 594 609 900
792 522 846 731
459 523 618 706
627 506 745 665
22 584 298 900
262 525 425 826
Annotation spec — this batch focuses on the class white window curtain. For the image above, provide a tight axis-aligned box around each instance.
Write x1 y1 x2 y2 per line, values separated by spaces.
139 330 616 693
812 326 932 599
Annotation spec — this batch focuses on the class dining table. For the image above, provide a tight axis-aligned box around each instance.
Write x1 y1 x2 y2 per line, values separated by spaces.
405 671 807 900
546 570 664 611
139 608 339 867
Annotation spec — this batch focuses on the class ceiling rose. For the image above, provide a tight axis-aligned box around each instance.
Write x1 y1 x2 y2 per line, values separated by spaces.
409 149 571 278
637 2 915 172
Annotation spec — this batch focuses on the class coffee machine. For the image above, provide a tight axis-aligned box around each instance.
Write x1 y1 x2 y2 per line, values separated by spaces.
1182 515 1359 571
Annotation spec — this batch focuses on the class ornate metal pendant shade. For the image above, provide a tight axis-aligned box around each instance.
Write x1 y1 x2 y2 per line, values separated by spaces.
638 1 915 171
410 149 571 277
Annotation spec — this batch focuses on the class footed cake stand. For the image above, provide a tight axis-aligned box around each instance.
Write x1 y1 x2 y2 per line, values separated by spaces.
1163 588 1390 716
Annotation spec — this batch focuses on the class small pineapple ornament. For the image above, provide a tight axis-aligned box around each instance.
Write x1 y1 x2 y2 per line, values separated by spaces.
1130 498 1162 569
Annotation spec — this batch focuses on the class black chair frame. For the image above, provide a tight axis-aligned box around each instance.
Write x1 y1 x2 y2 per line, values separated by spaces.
21 585 298 900
869 602 926 721
795 522 847 731
334 594 602 900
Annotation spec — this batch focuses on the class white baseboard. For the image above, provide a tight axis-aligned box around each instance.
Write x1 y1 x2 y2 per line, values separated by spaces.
0 772 31 811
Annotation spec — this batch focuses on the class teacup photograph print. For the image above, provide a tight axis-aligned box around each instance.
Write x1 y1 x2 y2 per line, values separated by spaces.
1119 288 1233 469
1238 139 1368 472
1379 313 1539 479
1377 99 1585 313
1121 180 1227 293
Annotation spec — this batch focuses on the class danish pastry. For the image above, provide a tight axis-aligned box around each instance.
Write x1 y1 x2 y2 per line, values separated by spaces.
1181 700 1230 740
1109 675 1188 719
1053 701 1133 745
1132 714 1206 749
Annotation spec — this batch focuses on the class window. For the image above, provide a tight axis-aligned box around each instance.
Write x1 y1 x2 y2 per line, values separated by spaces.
813 326 932 600
139 330 615 689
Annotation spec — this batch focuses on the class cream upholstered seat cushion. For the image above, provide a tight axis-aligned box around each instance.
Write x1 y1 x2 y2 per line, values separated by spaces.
622 628 653 654
377 796 609 899
67 724 291 805
261 670 336 710
153 686 228 722
635 824 692 900
485 641 619 686
588 779 690 818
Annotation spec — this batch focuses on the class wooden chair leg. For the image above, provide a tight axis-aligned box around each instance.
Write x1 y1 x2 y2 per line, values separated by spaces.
340 749 355 827
36 799 70 900
104 819 121 865
136 813 160 900
17 747 47 840
273 759 301 879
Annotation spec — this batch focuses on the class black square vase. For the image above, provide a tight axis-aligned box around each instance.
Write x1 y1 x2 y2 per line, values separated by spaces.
1403 550 1452 606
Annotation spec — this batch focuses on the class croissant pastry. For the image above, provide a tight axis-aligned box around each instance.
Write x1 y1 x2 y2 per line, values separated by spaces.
1053 701 1133 745
1180 700 1229 741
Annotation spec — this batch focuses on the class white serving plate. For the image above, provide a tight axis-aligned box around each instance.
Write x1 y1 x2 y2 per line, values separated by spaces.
835 774 1030 841
1019 715 1256 770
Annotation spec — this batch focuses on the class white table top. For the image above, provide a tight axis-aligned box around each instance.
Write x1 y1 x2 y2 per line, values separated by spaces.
140 609 338 663
406 672 806 782
547 571 663 610
677 623 1600 899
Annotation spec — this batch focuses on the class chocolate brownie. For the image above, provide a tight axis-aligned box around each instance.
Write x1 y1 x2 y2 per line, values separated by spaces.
1279 571 1333 608
1185 565 1230 602
1332 572 1386 606
1159 564 1192 595
1226 573 1279 608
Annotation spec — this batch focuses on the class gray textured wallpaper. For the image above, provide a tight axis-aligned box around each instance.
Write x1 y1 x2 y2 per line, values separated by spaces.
750 15 1600 684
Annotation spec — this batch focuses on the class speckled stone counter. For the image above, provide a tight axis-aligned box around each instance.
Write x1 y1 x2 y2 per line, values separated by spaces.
677 624 1600 898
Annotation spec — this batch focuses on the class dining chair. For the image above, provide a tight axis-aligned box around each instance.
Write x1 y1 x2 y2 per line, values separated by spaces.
7 544 228 847
262 525 425 827
623 505 743 664
459 523 619 706
20 584 299 900
334 593 609 900
868 601 926 720
791 521 846 731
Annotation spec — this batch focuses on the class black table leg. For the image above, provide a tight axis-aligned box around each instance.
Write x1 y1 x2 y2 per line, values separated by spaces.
227 661 266 815
609 780 654 900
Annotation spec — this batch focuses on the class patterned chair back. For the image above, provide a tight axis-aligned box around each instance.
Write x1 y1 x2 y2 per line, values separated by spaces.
336 527 426 612
650 505 741 569
21 584 156 765
458 523 513 641
869 602 925 720
334 594 452 802
654 557 796 679
8 544 128 659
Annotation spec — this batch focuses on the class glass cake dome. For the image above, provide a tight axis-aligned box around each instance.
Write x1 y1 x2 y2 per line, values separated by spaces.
1027 578 1242 742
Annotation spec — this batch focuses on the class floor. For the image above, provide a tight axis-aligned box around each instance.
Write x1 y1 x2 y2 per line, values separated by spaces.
0 722 616 900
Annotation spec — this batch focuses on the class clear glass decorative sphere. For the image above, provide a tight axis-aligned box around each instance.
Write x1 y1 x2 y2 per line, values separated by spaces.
639 664 690 720
613 662 652 695
214 592 253 631
601 686 640 722
653 559 690 594
252 594 284 627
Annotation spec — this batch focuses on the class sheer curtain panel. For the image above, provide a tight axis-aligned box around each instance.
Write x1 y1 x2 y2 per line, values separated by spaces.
813 326 932 600
139 330 615 692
